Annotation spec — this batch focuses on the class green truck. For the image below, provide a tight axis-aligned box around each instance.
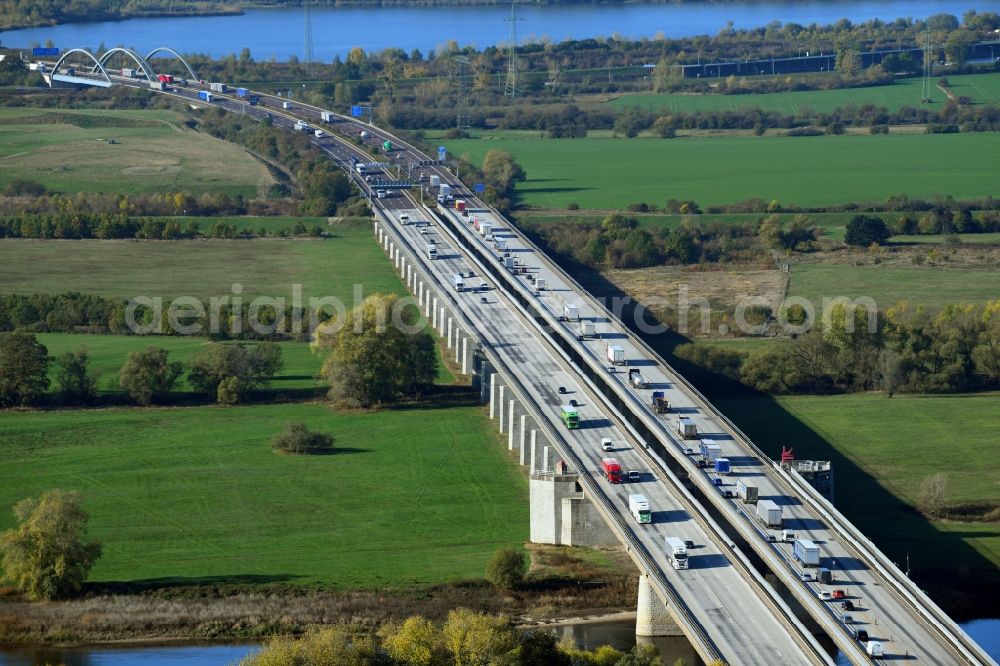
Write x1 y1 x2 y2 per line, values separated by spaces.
560 405 579 429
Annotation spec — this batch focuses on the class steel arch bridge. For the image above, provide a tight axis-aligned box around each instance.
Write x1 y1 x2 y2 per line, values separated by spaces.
46 45 199 88
50 48 113 86
144 47 199 81
95 47 159 81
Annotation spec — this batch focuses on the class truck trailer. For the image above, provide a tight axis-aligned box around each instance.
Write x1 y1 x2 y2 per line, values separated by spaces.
736 480 759 504
320 110 334 123
197 90 213 102
699 439 721 463
452 274 465 292
665 537 689 570
563 304 580 321
677 418 698 440
756 499 783 528
628 494 651 524
714 458 731 475
793 539 821 567
601 458 623 484
580 321 596 338
606 344 625 365
426 244 437 260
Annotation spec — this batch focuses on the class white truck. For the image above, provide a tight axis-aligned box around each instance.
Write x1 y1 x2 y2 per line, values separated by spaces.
314 129 325 138
536 278 547 290
563 304 580 321
440 183 452 199
122 67 136 78
580 321 596 338
495 239 508 252
628 368 645 388
756 499 783 529
294 121 309 132
665 537 689 570
453 274 465 292
427 244 438 260
282 100 292 109
606 344 625 365
736 480 759 504
793 538 821 567
320 110 334 123
866 641 884 657
628 494 651 524
480 223 492 239
430 174 441 188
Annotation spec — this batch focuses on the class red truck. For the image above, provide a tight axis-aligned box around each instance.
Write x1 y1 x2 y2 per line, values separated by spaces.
157 74 174 83
601 458 623 484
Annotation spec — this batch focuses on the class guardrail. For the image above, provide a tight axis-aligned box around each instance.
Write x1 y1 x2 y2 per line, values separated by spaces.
369 211 724 665
150 81 990 664
438 206 992 666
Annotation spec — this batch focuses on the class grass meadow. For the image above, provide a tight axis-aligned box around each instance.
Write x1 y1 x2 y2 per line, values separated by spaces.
443 133 1000 209
717 392 1000 572
608 72 1000 115
0 402 525 588
787 264 1000 309
0 108 271 197
0 225 403 303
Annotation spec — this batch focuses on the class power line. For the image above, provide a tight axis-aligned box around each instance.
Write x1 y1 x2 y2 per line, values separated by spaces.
921 30 932 104
454 55 472 129
304 4 314 76
503 2 523 98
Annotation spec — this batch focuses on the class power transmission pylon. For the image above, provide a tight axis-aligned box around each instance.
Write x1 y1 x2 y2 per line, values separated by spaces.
304 3 314 77
503 2 523 98
454 55 472 129
921 30 932 103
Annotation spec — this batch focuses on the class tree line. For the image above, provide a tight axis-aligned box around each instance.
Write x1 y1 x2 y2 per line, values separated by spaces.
0 211 327 240
676 300 1000 396
0 294 438 408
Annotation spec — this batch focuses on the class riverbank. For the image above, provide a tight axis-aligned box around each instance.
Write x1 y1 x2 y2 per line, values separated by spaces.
0 545 637 646
0 5 242 31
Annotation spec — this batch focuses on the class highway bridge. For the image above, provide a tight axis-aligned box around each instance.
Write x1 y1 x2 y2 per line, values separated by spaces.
34 50 997 666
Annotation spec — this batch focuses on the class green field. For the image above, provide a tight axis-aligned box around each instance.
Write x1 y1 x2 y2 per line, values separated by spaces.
0 108 271 197
0 227 402 303
717 392 1000 572
608 72 1000 115
788 264 1000 310
444 133 1000 209
35 334 323 394
35 330 454 394
0 402 525 587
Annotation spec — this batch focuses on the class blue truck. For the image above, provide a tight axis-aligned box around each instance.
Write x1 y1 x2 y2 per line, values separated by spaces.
197 90 213 102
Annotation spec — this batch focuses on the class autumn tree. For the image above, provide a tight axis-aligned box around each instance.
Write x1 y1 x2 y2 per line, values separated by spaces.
56 346 97 402
381 615 445 666
918 473 949 518
481 149 527 196
188 342 283 404
118 346 183 405
316 294 436 407
0 331 50 406
442 609 520 666
0 489 102 600
485 547 527 590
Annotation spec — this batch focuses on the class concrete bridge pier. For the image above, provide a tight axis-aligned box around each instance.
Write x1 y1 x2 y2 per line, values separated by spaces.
529 468 617 548
635 574 682 637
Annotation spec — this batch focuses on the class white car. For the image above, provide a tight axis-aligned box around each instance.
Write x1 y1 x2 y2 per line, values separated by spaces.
800 572 814 582
819 591 833 601
601 438 614 452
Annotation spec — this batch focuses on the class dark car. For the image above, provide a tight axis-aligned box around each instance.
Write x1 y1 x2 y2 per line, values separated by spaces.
558 386 567 394
841 600 855 611
856 629 869 642
568 399 578 407
684 540 695 548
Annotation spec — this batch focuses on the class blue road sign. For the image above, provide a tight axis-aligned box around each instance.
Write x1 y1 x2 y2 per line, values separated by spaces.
351 105 362 117
32 47 59 57
437 146 447 161
473 183 485 193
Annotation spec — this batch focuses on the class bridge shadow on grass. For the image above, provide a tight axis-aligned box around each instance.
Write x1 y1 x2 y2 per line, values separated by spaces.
86 574 304 595
523 244 1000 620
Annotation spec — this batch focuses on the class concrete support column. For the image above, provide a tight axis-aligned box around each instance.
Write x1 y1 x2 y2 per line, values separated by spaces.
542 445 550 473
521 428 533 466
489 374 497 419
417 282 424 310
455 333 462 363
438 307 447 336
432 297 438 329
507 400 516 450
636 574 679 637
518 415 526 457
529 431 538 472
498 386 507 433
461 337 469 376
447 318 454 348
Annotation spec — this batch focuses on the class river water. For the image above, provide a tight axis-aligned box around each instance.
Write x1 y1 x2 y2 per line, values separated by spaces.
2 1 999 61
1 617 997 665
